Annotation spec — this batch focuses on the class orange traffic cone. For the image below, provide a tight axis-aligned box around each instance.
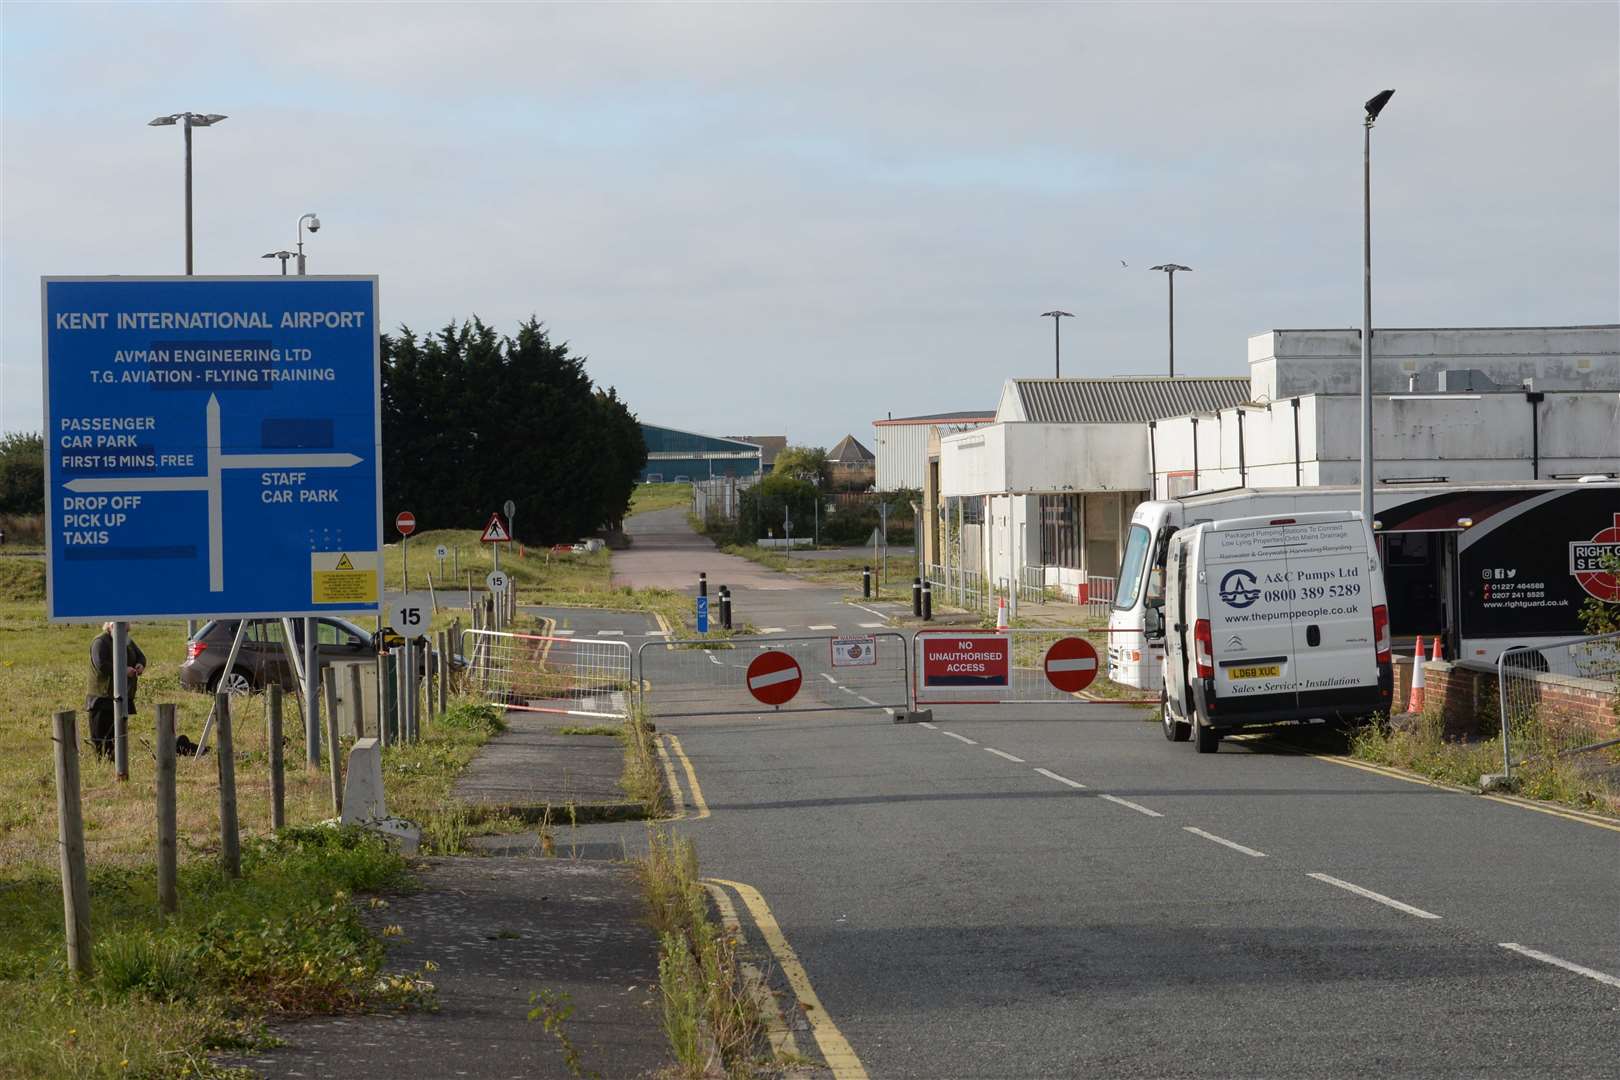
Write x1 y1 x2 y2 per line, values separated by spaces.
1431 636 1443 662
1406 636 1426 713
996 595 1009 630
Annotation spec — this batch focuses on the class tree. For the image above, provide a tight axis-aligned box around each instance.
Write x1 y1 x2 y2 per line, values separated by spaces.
772 445 831 488
380 317 646 544
735 473 816 545
0 432 44 514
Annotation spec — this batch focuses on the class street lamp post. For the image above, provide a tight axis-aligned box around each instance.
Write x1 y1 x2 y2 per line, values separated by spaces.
261 250 295 275
1361 89 1395 530
1149 264 1191 377
1040 310 1074 378
297 212 321 275
147 112 227 275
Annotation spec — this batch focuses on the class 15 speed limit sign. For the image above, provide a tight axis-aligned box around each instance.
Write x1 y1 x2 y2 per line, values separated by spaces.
486 571 510 593
386 599 429 640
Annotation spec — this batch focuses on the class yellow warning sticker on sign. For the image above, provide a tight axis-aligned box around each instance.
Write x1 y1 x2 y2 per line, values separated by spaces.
311 551 378 606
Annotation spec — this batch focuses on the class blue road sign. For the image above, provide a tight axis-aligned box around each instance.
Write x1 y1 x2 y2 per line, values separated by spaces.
42 277 382 622
696 595 710 634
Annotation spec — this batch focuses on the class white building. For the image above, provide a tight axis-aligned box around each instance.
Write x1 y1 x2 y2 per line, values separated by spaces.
1152 326 1620 493
930 325 1620 612
932 377 1250 600
873 410 994 491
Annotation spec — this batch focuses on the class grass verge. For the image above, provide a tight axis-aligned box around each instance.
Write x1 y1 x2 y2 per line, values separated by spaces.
1348 707 1620 815
629 483 693 517
638 827 765 1079
620 704 668 818
0 825 429 1080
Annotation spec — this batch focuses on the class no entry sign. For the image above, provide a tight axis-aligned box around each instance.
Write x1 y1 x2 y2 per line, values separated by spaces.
921 634 1009 688
1044 636 1099 693
396 511 416 537
746 650 803 706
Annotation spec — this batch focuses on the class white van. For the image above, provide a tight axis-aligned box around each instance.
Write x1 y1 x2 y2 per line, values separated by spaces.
1160 511 1394 752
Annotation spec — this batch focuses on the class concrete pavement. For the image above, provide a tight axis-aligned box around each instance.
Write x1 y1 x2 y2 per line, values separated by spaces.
607 507 1620 1078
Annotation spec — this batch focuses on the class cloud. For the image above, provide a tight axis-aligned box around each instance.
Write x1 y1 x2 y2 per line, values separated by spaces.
4 2 1616 447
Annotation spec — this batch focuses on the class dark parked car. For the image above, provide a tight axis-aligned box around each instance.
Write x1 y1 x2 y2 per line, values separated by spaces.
179 617 378 696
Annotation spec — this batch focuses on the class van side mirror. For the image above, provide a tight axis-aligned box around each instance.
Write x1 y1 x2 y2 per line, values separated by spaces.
1144 605 1166 639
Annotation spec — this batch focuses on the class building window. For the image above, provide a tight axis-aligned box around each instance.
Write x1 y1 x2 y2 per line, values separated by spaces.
1039 494 1081 568
1084 493 1121 580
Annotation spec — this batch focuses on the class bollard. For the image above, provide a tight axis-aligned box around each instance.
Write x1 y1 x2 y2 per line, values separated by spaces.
699 571 707 599
863 566 871 599
912 577 922 617
53 711 93 978
215 693 241 878
155 704 178 914
267 684 285 830
922 581 932 621
721 586 733 631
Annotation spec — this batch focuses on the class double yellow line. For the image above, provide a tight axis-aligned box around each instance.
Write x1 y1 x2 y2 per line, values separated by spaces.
655 732 710 821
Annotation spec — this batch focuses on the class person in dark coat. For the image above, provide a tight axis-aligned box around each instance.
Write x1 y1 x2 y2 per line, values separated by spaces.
86 622 145 761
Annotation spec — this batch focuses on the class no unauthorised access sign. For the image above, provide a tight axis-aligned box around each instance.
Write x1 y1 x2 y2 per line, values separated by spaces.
746 650 802 706
1044 636 1099 693
921 634 1009 688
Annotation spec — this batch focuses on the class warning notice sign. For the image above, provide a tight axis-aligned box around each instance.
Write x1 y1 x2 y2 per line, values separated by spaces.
921 635 1009 688
311 551 378 606
831 636 878 667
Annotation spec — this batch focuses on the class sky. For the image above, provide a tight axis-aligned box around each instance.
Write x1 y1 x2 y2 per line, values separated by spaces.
3 2 1617 450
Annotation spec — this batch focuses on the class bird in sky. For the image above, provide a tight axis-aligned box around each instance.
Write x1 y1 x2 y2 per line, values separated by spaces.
1120 260 1128 267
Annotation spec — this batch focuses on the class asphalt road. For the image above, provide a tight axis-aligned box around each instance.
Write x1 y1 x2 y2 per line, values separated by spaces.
598 510 1620 1078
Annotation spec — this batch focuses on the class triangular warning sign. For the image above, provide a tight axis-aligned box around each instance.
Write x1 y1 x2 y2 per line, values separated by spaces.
481 513 511 543
334 553 355 571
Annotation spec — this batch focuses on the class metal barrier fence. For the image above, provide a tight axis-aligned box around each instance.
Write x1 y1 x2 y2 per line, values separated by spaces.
1018 565 1050 604
912 627 1158 707
1497 632 1620 793
461 628 633 719
636 633 912 719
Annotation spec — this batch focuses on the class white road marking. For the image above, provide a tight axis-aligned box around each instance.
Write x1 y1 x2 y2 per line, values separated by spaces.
856 696 879 706
598 629 625 637
1498 943 1620 989
941 731 977 745
985 748 1025 763
646 630 670 637
808 624 838 631
849 603 889 620
553 629 577 636
748 667 800 691
1099 794 1164 818
1307 873 1441 919
707 653 722 665
819 673 838 685
1033 767 1085 789
839 686 856 694
858 621 887 629
758 627 788 634
918 721 938 730
1183 826 1267 858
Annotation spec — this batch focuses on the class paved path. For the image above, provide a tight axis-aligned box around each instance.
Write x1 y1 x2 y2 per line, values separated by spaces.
225 857 668 1080
612 506 823 592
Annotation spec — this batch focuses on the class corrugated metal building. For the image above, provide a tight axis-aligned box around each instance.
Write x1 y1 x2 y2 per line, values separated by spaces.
873 410 995 491
639 424 762 483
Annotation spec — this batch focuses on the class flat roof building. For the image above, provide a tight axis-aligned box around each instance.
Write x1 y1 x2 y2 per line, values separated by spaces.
638 424 762 483
873 409 995 491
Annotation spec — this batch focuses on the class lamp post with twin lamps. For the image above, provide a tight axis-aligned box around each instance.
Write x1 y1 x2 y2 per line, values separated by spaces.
261 250 295 275
1040 310 1073 378
1361 89 1395 530
1148 264 1191 377
147 112 227 275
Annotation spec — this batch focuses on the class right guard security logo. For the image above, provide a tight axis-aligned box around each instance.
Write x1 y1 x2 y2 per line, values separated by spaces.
1219 568 1261 608
1569 513 1620 603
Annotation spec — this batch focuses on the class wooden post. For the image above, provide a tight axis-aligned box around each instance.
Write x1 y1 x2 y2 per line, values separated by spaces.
425 646 436 724
267 685 285 831
155 704 178 914
438 630 450 712
52 711 93 979
215 692 241 877
347 662 366 740
324 677 342 814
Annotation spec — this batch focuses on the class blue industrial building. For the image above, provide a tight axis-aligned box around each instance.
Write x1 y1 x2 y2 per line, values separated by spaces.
639 424 762 483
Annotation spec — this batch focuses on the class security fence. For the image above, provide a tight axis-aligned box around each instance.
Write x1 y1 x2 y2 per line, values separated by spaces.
461 628 633 720
913 627 1157 707
1497 632 1620 793
636 632 911 719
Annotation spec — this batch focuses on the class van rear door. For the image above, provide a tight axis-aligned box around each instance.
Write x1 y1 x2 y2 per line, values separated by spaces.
1281 516 1379 699
1203 520 1298 709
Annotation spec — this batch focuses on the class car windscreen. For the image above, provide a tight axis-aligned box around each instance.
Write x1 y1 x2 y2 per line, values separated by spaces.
1113 524 1153 611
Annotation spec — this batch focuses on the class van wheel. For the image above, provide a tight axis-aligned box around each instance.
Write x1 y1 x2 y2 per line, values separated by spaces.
1162 696 1191 742
1193 711 1221 754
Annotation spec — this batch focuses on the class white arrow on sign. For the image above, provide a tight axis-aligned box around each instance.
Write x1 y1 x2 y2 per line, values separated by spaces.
63 394 363 592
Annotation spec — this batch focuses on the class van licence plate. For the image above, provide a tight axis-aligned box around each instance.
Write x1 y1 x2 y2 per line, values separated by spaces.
1228 664 1282 680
